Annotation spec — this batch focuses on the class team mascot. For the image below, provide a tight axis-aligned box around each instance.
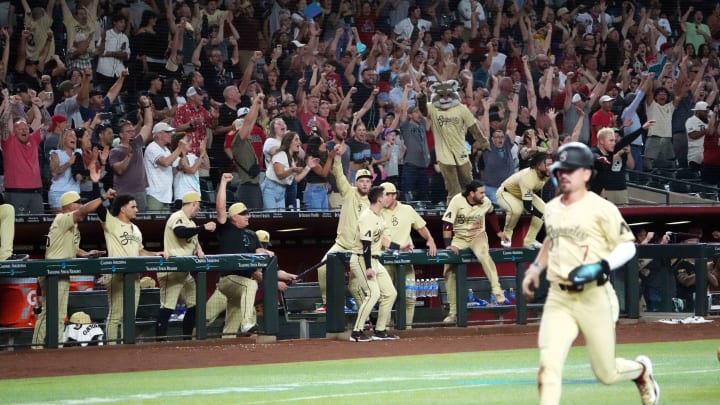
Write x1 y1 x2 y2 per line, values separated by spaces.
418 80 488 202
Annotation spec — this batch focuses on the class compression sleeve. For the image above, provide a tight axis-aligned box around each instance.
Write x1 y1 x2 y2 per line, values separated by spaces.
605 242 637 270
362 239 372 269
173 225 204 239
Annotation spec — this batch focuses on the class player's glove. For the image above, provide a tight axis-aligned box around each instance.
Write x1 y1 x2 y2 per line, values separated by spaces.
567 260 610 287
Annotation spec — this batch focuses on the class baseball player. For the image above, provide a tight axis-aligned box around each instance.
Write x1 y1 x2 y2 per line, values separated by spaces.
522 142 659 405
0 202 29 261
379 182 437 328
316 144 372 308
349 186 411 342
442 180 510 324
205 229 297 327
155 191 216 341
97 194 166 344
32 189 114 348
496 153 553 249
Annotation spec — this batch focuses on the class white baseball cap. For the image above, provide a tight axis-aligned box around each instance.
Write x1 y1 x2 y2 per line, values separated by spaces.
186 87 200 97
152 122 175 134
572 93 588 103
691 101 709 111
237 107 251 117
599 95 615 103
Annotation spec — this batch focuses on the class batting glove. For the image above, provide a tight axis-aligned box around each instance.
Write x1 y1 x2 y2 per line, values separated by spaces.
567 260 610 286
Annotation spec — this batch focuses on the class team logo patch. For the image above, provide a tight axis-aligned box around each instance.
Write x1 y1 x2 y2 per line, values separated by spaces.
559 151 568 162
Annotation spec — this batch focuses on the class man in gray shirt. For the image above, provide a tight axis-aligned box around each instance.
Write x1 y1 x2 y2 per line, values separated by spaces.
399 105 430 201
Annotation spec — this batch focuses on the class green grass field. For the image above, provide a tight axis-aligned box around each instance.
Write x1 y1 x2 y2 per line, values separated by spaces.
2 340 719 404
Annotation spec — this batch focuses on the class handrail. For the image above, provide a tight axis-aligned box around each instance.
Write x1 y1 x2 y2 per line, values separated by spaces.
0 254 278 348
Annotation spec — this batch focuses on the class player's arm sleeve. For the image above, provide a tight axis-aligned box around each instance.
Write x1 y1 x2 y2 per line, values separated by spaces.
96 205 108 222
173 225 204 238
604 242 636 270
361 240 372 269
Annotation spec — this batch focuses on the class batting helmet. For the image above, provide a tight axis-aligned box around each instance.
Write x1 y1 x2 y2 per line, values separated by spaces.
551 142 594 176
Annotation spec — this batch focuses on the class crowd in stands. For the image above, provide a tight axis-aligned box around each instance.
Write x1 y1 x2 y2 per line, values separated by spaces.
1 0 720 215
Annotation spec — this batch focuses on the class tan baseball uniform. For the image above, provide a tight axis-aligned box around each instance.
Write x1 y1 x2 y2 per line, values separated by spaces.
442 193 502 317
496 167 549 247
382 202 426 327
0 204 15 260
101 213 143 344
159 210 198 311
427 102 477 200
538 192 641 404
349 208 396 333
317 158 370 303
32 213 80 348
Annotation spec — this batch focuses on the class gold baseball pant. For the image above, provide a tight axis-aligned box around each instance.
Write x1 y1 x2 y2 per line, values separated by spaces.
443 233 501 317
349 255 397 332
105 274 140 344
497 188 545 247
32 276 70 348
537 282 643 404
217 274 258 337
0 204 15 260
205 288 228 325
157 272 197 310
385 264 416 327
317 242 350 304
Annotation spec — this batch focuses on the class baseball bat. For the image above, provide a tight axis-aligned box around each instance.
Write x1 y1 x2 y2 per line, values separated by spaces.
295 260 327 281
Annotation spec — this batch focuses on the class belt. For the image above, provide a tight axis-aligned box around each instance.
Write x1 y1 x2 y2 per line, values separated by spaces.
631 144 643 148
557 283 584 292
5 188 42 194
355 253 380 259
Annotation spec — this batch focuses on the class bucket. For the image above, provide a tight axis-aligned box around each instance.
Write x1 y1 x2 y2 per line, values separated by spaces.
0 277 38 327
70 276 95 292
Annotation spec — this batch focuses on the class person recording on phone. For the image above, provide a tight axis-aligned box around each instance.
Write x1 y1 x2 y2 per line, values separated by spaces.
77 67 128 124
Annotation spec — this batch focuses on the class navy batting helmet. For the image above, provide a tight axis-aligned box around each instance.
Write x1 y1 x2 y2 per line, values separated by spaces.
551 142 594 175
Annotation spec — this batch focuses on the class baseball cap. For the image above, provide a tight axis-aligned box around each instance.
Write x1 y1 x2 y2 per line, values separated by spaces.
355 169 373 181
48 114 67 132
186 87 200 97
228 202 249 216
69 311 92 324
599 95 615 103
380 182 397 193
291 40 305 48
60 191 82 207
692 101 709 111
14 83 29 94
89 89 104 98
282 98 297 107
256 229 271 246
557 7 570 17
572 93 588 103
139 276 156 289
152 122 175 134
237 107 250 117
58 80 79 92
182 191 202 204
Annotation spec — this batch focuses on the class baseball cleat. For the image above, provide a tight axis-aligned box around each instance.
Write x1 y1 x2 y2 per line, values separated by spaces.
349 330 371 342
6 254 29 261
500 240 512 248
634 355 659 405
372 330 400 340
442 314 456 324
525 241 543 249
493 293 508 305
240 324 258 335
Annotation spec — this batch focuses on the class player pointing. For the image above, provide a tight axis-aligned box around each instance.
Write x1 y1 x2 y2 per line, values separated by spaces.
522 142 659 405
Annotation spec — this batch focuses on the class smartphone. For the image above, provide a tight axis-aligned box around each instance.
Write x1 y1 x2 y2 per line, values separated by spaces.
98 112 112 119
43 91 53 100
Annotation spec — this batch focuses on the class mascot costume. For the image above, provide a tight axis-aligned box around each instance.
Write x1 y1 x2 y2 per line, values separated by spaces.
418 80 488 202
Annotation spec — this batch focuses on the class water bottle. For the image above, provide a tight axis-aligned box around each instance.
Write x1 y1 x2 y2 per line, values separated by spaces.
417 279 425 298
430 279 438 297
507 288 516 305
490 293 497 305
421 279 429 297
406 277 415 300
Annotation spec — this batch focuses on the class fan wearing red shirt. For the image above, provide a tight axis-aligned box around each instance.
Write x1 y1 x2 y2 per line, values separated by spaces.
591 95 616 146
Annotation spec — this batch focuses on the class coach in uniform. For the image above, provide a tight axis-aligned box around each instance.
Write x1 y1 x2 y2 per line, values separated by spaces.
214 173 274 337
522 142 659 405
349 186 410 342
380 182 437 328
496 153 552 249
442 180 510 324
98 195 166 344
316 144 372 308
32 189 114 348
155 191 216 340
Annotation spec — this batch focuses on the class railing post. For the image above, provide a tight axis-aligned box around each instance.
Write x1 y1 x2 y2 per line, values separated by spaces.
326 253 345 333
625 255 640 319
122 274 136 344
695 245 708 316
515 262 527 325
46 276 59 349
262 256 279 335
195 271 207 340
456 263 468 327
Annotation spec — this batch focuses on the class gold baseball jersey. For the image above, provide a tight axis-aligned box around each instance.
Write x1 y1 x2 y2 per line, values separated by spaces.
163 210 198 256
382 202 426 246
427 103 476 166
442 193 494 242
544 192 635 283
102 214 143 257
45 213 80 259
500 167 550 201
351 208 385 256
333 158 370 248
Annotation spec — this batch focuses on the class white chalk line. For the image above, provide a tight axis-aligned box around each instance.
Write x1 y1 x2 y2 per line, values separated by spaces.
13 366 717 405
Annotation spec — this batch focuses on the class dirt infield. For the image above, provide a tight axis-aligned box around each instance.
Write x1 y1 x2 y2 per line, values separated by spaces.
1 321 718 380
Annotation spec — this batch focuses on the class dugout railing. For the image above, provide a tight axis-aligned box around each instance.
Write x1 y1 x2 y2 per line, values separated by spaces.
0 254 278 349
325 244 718 333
